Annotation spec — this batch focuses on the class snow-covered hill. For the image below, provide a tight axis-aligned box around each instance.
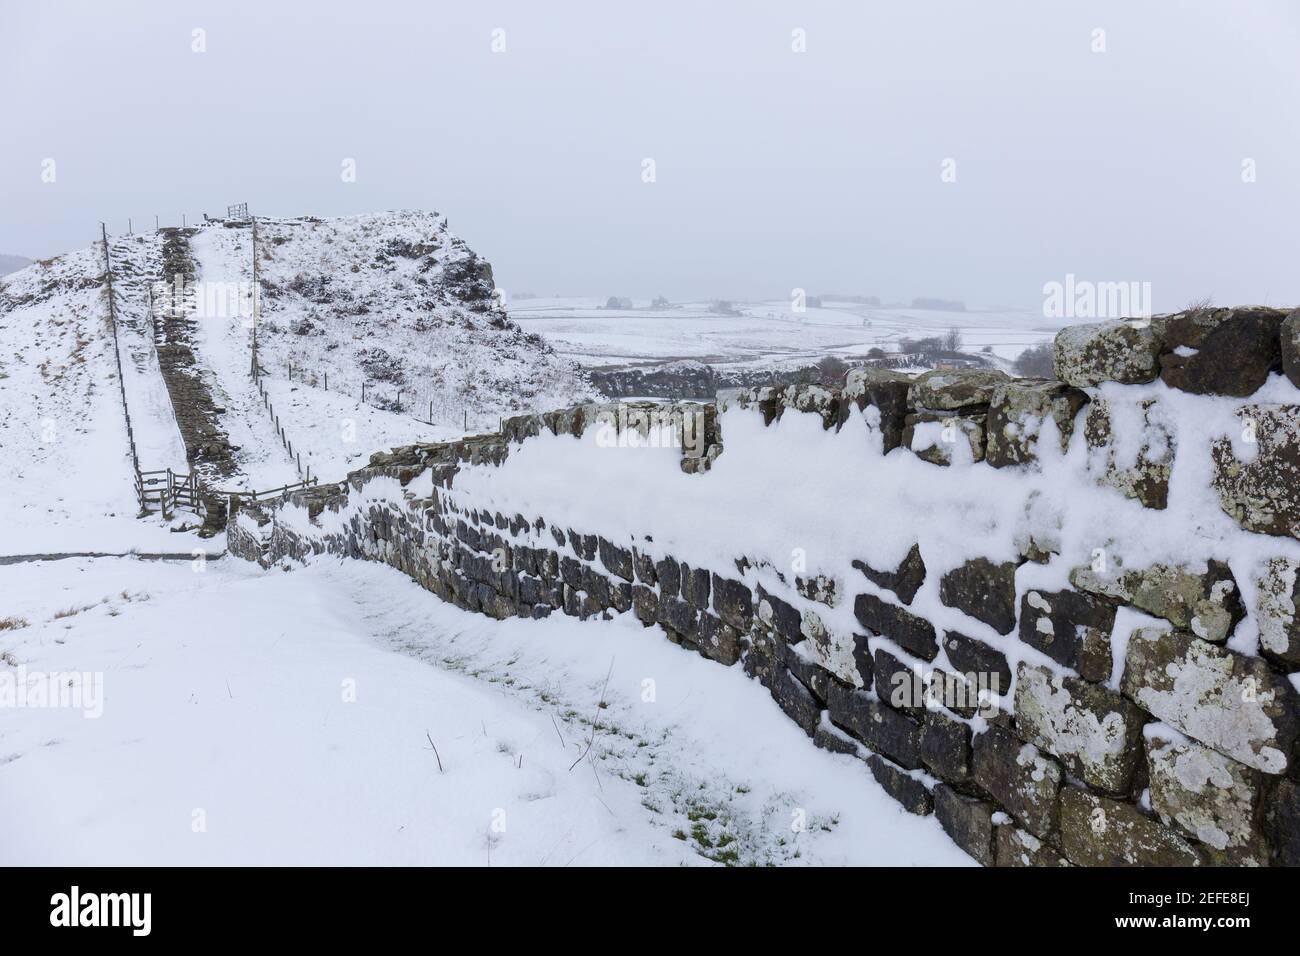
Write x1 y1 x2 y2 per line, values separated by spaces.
195 212 595 429
0 243 191 552
0 212 597 547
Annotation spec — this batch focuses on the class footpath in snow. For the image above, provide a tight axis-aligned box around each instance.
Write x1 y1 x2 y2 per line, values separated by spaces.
187 227 299 491
0 555 969 866
105 235 188 472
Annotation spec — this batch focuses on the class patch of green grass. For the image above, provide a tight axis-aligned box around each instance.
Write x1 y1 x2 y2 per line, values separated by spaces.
704 846 741 866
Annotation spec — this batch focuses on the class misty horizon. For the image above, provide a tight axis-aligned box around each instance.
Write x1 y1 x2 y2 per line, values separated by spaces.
5 1 1300 312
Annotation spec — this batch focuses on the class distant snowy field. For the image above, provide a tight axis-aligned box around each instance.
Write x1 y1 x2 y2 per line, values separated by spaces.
511 297 1065 370
0 556 971 866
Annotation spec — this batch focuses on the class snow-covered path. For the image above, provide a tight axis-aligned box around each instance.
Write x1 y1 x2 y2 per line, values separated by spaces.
106 235 188 472
187 227 299 490
0 556 970 866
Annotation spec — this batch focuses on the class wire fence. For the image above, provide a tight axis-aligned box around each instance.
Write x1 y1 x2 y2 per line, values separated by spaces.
101 223 172 514
100 221 323 522
251 362 316 483
102 225 216 520
271 358 476 432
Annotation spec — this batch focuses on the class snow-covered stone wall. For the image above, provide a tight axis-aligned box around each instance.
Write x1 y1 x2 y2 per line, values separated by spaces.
229 308 1300 867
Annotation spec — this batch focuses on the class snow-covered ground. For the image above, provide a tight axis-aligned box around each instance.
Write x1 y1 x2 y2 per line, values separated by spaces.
201 213 594 431
0 214 1099 867
0 245 201 555
0 555 970 866
105 234 189 472
258 375 460 485
1 213 598 539
186 225 300 490
188 223 470 489
511 297 1062 370
183 216 586 487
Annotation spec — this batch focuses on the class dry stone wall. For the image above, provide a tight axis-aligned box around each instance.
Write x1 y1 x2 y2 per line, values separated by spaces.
229 307 1300 866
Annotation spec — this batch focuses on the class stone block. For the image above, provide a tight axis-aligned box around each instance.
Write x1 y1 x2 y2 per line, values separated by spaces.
1053 320 1161 386
756 584 802 641
841 367 912 452
711 574 753 631
1083 396 1174 510
942 631 1012 695
1015 663 1145 793
769 666 821 736
1211 404 1300 539
903 412 985 466
826 681 924 769
908 368 1009 411
697 612 743 665
1121 628 1299 775
853 592 938 659
1282 308 1300 389
852 543 925 605
972 725 1063 839
866 755 933 815
1254 557 1300 669
920 710 973 784
1264 778 1300 866
1059 788 1201 866
873 647 925 717
1018 587 1116 677
995 825 1069 867
1158 307 1285 397
1146 731 1270 865
939 557 1019 635
597 537 634 581
985 379 1088 468
680 562 711 607
934 784 997 866
1070 559 1243 644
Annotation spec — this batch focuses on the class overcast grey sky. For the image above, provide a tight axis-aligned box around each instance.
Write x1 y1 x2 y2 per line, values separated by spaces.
4 1 1299 308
